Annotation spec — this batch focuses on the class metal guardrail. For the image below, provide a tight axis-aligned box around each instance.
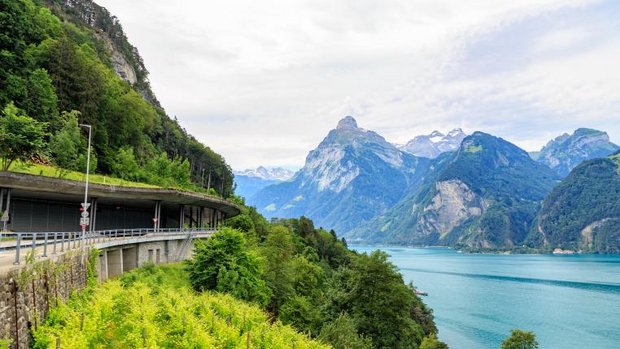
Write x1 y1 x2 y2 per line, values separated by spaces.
0 227 215 265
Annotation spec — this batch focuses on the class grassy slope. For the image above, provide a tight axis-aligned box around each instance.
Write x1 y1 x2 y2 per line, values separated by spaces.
7 160 159 188
32 264 328 349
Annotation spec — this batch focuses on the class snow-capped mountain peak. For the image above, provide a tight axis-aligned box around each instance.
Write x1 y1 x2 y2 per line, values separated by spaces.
398 128 467 158
235 167 295 181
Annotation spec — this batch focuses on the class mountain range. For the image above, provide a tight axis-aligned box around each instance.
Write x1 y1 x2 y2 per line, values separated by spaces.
250 116 430 234
397 129 466 158
349 132 560 248
248 116 619 253
531 128 619 177
234 167 295 199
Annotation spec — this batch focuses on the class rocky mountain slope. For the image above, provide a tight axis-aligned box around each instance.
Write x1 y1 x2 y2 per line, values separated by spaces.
349 132 560 249
528 151 620 253
234 167 295 199
533 128 619 177
398 129 466 158
249 116 430 234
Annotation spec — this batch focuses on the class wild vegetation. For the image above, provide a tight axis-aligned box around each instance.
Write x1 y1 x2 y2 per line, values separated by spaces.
529 155 620 253
0 0 233 196
32 264 328 349
209 201 444 348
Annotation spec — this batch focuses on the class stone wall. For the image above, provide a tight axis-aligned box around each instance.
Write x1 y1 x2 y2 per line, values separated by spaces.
0 251 91 349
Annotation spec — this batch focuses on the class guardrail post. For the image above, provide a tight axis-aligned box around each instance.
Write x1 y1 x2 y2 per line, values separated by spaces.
14 233 21 265
31 234 36 258
43 233 48 257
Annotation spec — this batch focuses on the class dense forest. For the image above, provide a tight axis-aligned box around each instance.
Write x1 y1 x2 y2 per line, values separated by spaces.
0 0 234 196
529 152 620 253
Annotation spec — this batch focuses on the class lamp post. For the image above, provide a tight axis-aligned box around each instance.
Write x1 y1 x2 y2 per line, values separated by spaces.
79 124 92 246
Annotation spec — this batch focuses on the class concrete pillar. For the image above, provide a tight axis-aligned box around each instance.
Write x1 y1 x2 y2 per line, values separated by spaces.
107 249 123 278
98 251 108 281
154 200 161 231
1 188 10 231
188 206 194 228
179 205 185 229
122 246 138 272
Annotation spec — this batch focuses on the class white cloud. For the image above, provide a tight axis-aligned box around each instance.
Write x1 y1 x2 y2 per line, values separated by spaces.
96 0 617 169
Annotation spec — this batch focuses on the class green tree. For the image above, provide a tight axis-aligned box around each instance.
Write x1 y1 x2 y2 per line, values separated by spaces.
501 329 538 349
186 227 270 306
49 110 82 174
0 102 47 170
25 68 58 128
420 334 449 349
110 146 142 181
318 313 373 349
262 225 295 316
325 251 426 348
48 110 97 175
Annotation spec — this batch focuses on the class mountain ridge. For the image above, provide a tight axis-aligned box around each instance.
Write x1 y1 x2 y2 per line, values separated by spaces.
248 116 430 234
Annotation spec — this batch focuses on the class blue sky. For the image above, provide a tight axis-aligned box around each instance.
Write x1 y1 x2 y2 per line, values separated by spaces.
97 0 619 170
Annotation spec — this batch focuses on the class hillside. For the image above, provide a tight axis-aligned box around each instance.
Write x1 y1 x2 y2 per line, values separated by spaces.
33 264 328 349
0 0 233 196
350 132 560 249
528 152 620 253
249 116 430 234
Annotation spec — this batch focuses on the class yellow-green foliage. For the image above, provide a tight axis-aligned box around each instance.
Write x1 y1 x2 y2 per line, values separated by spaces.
610 153 620 172
466 145 482 153
33 264 329 349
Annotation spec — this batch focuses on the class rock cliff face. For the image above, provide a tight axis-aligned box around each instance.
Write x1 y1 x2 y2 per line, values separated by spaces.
249 116 430 234
425 180 486 239
99 34 137 84
528 152 620 253
42 0 158 104
534 128 619 177
349 132 559 248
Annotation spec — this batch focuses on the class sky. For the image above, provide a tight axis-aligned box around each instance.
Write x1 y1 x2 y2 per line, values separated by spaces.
96 0 620 170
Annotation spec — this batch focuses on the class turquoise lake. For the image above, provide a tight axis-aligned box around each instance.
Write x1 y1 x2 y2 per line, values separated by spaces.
351 246 620 348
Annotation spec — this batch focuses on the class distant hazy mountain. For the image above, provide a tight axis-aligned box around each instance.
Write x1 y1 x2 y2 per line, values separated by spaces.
349 132 560 249
236 166 295 181
249 116 430 234
234 167 295 199
528 151 620 253
534 128 619 177
398 129 466 158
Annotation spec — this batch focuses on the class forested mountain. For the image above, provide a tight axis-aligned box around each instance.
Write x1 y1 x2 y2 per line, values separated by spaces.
528 152 620 253
349 132 560 249
532 128 619 177
249 116 430 234
0 0 233 196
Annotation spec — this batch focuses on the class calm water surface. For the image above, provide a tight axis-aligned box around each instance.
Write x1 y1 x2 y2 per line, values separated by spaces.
351 246 620 349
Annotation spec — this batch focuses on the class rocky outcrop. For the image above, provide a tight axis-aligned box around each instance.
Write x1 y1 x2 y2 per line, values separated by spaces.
535 128 619 177
250 116 430 235
99 34 137 84
423 180 485 238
